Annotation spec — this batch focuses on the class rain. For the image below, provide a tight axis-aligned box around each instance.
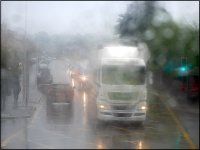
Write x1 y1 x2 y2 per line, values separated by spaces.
1 1 199 149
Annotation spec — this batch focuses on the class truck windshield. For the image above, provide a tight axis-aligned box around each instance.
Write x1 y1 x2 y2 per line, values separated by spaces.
102 65 146 85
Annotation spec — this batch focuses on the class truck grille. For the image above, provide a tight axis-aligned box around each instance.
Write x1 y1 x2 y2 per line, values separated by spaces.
113 113 132 117
108 92 138 100
112 105 135 110
112 105 128 110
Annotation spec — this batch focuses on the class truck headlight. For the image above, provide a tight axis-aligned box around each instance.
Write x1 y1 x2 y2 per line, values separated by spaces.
136 101 147 111
97 101 110 110
140 106 146 110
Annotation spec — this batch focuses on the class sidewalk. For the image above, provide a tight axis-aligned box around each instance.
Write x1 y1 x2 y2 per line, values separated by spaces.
1 64 42 119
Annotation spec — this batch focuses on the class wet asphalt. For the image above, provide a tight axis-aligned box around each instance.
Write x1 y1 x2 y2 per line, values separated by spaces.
1 59 197 149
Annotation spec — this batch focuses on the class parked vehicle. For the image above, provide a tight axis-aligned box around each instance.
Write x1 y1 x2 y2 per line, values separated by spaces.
180 74 199 101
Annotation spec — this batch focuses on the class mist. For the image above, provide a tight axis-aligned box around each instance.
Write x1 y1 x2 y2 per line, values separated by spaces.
1 1 131 36
1 1 199 149
2 1 198 36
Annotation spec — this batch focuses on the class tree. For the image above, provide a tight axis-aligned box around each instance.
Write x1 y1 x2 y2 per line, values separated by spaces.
116 2 199 74
1 23 38 69
117 1 156 40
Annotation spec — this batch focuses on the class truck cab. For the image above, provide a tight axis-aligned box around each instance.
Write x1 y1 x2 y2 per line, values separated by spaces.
95 46 148 123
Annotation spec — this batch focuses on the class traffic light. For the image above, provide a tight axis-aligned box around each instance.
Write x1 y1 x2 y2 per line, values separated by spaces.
178 57 192 76
180 66 187 72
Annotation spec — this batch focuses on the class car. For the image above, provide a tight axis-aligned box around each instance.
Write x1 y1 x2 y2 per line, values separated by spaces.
38 63 48 70
45 83 74 104
180 74 199 101
69 64 82 79
31 57 37 64
39 59 50 65
77 69 93 90
37 67 53 86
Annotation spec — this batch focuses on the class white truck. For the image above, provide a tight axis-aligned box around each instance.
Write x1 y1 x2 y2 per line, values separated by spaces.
95 45 151 124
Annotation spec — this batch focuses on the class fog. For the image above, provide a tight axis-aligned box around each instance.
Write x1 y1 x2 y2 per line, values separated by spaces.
1 1 131 36
1 1 199 149
2 1 199 36
1 1 199 71
161 1 199 25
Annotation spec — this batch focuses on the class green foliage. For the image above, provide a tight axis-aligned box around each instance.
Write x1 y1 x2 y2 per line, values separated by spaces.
1 24 38 70
116 2 199 75
117 1 155 38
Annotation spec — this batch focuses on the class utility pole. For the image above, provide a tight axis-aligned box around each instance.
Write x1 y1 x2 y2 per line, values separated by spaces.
23 1 29 106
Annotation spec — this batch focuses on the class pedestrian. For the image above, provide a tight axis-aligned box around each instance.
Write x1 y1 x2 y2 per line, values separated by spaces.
10 63 22 109
1 68 10 111
12 72 21 108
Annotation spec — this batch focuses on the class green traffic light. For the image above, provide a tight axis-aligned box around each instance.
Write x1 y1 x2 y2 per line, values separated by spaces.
180 66 187 72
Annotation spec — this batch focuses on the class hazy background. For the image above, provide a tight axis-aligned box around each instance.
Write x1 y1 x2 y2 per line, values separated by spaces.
1 1 199 66
1 1 199 36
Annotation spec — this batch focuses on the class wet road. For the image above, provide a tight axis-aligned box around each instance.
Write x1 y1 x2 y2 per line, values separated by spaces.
1 59 196 149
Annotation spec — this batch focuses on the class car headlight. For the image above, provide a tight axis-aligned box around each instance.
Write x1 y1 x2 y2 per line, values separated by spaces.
136 101 147 111
97 101 110 110
80 75 87 81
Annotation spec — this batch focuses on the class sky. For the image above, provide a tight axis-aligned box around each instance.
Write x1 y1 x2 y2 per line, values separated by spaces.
160 1 199 25
1 1 199 36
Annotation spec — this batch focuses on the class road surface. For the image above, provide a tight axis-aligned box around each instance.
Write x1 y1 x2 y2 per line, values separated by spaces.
1 59 198 149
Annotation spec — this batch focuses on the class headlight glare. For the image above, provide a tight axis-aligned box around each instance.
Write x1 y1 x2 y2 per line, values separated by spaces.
97 101 110 110
137 101 147 111
80 75 87 81
141 106 146 110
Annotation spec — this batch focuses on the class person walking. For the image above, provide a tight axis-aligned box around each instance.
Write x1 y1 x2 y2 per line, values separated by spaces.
10 63 22 109
12 72 21 108
1 68 10 111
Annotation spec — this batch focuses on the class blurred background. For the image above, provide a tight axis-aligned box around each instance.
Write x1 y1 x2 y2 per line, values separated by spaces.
1 1 199 149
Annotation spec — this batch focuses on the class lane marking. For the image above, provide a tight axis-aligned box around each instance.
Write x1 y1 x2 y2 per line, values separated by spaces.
3 88 196 149
151 90 197 149
1 129 24 148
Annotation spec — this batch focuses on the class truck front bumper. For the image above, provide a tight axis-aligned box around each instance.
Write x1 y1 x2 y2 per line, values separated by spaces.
97 110 146 122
